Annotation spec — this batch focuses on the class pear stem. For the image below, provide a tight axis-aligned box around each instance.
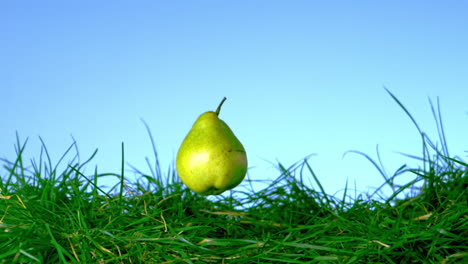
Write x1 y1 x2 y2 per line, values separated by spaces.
215 97 227 116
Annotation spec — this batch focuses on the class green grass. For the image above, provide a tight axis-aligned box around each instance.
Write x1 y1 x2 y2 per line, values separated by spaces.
1 91 467 263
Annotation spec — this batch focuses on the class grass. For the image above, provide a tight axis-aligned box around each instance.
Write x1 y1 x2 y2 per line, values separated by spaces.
1 90 467 263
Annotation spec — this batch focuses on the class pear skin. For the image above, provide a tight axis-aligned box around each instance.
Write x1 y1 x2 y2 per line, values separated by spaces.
176 98 247 195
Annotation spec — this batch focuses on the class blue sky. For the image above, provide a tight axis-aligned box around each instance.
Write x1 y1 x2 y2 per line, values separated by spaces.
1 1 467 198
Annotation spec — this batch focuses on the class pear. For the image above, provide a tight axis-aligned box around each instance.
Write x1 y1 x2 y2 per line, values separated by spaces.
176 97 247 195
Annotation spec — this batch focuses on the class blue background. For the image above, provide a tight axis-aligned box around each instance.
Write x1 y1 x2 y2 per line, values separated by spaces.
1 1 467 197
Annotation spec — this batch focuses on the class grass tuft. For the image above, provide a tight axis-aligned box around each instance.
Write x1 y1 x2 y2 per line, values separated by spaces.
1 92 467 263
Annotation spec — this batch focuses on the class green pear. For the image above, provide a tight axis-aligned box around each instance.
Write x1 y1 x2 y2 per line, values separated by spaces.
176 97 247 195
